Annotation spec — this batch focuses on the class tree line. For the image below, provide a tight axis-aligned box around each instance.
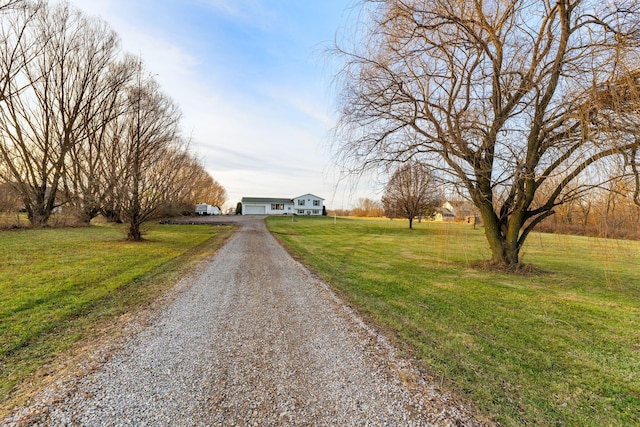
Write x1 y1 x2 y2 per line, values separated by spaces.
0 0 225 239
537 175 640 239
339 160 640 239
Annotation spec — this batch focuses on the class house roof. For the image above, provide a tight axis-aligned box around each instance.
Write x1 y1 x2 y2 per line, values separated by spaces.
241 197 293 204
294 193 325 200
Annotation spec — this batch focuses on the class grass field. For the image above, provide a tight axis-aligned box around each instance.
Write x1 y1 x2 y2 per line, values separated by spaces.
0 222 234 413
267 216 640 426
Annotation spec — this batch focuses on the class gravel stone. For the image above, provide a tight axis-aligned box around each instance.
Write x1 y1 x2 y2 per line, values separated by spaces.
4 216 487 426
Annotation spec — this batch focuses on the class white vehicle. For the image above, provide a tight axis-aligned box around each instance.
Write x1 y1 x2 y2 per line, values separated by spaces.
195 203 220 215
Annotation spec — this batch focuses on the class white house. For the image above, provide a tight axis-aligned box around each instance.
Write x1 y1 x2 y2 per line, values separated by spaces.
241 194 324 216
434 201 456 222
292 193 324 216
434 200 479 222
241 197 294 215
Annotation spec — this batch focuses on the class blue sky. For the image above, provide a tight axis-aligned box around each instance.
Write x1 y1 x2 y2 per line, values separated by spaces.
67 0 375 210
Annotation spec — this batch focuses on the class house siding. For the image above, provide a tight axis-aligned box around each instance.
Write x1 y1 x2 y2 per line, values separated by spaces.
292 194 324 216
241 197 294 215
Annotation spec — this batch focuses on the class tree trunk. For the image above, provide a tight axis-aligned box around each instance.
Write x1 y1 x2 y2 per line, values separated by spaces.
127 199 143 240
482 227 521 266
27 208 50 228
127 221 142 241
478 203 522 267
77 207 99 226
101 208 122 223
126 186 143 241
25 188 52 228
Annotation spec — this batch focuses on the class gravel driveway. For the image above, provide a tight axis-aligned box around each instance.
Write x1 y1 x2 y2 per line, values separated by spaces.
5 216 484 426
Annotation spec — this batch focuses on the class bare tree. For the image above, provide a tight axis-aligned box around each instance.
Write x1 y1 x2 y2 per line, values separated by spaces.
207 177 227 207
0 2 40 209
192 169 227 208
0 2 122 226
169 155 227 214
0 1 38 103
334 0 640 267
0 0 26 12
119 60 183 241
98 74 135 224
63 56 135 224
351 197 384 217
382 162 441 228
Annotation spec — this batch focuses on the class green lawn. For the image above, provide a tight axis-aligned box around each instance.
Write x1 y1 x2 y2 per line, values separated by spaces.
267 216 640 426
0 222 234 412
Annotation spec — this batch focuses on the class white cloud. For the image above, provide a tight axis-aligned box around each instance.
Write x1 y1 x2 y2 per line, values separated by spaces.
197 0 277 27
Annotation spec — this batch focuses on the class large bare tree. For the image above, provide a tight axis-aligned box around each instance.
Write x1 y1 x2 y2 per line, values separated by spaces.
0 2 121 226
119 61 184 241
382 162 441 229
63 56 135 224
334 0 640 267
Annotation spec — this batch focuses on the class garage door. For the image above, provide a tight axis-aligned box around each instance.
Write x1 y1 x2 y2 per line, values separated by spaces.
244 205 266 215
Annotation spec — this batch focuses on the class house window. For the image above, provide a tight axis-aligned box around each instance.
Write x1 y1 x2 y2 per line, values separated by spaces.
297 209 305 214
313 200 320 206
298 199 305 206
313 210 320 214
271 204 284 210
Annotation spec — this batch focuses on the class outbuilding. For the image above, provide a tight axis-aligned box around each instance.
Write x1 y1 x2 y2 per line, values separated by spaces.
195 203 221 215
